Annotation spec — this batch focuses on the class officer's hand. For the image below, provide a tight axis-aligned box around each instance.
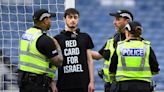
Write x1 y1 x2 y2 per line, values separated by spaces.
98 69 103 79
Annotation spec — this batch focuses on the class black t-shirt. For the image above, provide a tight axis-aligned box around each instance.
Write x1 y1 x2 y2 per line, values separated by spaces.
54 29 94 89
98 33 126 60
34 26 58 58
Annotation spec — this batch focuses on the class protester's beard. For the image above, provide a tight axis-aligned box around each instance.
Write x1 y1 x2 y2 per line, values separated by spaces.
67 23 77 29
69 26 75 29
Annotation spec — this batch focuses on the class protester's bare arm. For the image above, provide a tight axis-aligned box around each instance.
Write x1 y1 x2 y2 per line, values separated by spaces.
87 49 95 92
91 50 102 60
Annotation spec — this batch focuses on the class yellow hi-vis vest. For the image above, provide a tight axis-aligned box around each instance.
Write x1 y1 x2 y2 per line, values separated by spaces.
116 40 152 82
19 27 56 79
103 38 115 83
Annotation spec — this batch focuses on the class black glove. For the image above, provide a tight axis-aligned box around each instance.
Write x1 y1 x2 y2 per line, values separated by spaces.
98 69 104 79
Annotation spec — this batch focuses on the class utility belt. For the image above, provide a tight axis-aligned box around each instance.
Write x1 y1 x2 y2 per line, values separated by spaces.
104 82 111 92
105 82 111 86
105 82 111 88
18 70 51 88
110 80 153 92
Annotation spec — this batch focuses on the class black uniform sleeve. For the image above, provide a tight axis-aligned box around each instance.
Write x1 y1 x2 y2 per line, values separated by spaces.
109 50 118 74
36 35 58 58
149 47 160 73
98 43 106 55
98 41 111 60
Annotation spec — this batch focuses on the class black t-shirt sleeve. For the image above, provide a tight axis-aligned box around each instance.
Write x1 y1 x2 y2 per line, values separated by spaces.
86 34 94 49
109 50 118 74
36 35 58 58
149 47 160 72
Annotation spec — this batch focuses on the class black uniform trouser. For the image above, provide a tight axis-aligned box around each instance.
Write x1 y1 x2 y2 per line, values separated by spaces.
19 83 50 92
104 82 111 92
117 80 151 92
18 71 51 92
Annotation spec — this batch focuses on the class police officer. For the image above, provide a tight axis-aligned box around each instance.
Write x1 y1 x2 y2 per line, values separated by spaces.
18 9 63 92
109 21 160 92
92 10 134 92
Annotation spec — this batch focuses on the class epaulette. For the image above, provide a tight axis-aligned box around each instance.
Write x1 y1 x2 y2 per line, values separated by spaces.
142 40 151 45
117 41 124 45
107 38 114 42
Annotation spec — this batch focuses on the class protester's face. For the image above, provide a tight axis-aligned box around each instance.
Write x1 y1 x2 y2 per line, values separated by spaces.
64 14 79 29
113 17 128 33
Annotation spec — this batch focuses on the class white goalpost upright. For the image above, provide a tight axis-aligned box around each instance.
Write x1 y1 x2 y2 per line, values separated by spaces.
65 0 75 10
0 0 75 92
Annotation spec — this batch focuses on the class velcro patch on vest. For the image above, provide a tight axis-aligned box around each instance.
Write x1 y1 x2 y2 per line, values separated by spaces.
121 48 145 56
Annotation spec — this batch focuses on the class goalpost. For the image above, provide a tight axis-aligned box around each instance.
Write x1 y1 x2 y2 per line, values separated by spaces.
0 0 75 91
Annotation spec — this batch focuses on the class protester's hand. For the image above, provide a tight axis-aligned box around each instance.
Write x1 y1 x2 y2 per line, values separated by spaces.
88 81 95 92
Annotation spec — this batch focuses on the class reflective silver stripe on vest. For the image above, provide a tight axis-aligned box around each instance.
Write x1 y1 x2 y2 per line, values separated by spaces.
116 75 152 81
104 39 112 50
103 39 113 69
104 64 109 69
119 44 127 70
20 62 54 73
119 43 148 71
140 44 148 70
20 50 48 62
117 67 150 71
